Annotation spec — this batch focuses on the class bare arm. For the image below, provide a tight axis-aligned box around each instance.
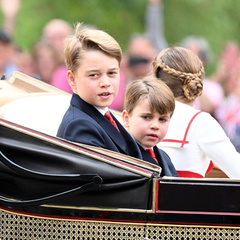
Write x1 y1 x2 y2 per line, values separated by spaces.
1 0 21 36
145 0 168 52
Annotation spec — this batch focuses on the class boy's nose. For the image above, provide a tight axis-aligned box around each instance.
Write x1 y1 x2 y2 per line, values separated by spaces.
100 75 111 87
150 120 160 129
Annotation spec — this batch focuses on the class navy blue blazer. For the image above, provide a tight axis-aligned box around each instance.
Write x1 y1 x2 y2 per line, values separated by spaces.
57 94 142 159
139 145 178 177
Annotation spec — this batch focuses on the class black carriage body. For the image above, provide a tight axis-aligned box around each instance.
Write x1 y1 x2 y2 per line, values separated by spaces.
1 119 240 239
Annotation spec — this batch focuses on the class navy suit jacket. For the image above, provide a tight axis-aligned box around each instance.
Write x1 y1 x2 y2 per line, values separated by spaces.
139 145 178 177
57 94 142 159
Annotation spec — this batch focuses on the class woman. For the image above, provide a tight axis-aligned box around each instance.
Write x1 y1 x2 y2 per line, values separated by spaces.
153 46 240 178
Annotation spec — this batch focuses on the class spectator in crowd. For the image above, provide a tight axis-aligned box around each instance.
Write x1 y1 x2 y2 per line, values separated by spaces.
0 28 18 79
145 0 168 52
0 0 37 78
1 0 21 37
110 0 164 112
112 34 157 112
213 42 240 152
12 46 36 77
32 40 60 84
125 34 157 81
109 70 126 111
41 19 73 93
42 19 73 63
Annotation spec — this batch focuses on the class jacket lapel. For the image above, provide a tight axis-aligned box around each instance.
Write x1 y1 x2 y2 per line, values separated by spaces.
71 95 140 157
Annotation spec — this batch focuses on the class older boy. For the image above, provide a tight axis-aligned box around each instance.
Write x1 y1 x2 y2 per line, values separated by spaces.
57 23 141 159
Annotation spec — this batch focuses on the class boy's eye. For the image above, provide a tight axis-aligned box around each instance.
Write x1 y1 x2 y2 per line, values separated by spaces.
89 73 99 77
159 117 169 123
108 71 118 76
142 115 151 120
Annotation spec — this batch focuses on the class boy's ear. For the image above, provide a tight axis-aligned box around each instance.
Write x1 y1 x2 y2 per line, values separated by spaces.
122 110 129 128
67 70 76 91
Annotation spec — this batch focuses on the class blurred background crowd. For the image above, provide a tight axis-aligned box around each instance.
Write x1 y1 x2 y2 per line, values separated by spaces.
1 0 240 152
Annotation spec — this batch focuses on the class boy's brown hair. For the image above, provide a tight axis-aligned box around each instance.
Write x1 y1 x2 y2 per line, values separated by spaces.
64 22 122 73
124 75 175 115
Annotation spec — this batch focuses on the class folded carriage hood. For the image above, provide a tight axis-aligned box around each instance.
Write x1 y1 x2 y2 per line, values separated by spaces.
0 119 160 212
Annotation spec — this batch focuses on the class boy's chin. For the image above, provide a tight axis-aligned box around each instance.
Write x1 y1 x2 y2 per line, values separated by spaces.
100 101 114 109
97 103 113 109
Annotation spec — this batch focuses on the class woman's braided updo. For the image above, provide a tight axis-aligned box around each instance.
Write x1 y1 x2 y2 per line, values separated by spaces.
153 47 205 101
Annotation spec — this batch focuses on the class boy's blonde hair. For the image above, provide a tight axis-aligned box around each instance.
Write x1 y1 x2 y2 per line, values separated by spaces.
124 75 175 115
152 47 205 101
64 23 122 73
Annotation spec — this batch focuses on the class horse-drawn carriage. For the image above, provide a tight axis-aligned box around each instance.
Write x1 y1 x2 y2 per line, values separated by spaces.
0 72 239 239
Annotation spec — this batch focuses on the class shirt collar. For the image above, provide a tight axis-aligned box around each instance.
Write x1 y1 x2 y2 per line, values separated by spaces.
94 106 108 115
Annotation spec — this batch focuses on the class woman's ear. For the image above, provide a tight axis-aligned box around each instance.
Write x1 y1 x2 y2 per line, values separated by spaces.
122 110 130 129
67 70 76 92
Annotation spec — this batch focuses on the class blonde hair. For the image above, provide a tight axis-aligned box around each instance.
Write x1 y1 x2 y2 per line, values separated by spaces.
152 47 205 101
124 75 175 115
64 23 122 73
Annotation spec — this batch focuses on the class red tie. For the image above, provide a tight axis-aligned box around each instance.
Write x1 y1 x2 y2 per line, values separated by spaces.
105 111 120 131
146 149 158 164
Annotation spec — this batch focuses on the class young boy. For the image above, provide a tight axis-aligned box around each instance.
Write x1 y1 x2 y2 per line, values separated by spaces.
122 76 178 177
57 23 142 159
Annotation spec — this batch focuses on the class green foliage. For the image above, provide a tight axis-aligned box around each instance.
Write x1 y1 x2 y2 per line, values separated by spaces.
164 0 240 74
11 0 147 52
1 0 240 75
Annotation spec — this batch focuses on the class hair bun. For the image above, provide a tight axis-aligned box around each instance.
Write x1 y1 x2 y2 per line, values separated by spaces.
182 76 203 100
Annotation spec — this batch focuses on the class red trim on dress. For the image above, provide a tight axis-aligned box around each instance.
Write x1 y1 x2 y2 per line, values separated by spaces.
206 160 214 175
177 170 204 178
162 111 202 148
162 111 205 178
